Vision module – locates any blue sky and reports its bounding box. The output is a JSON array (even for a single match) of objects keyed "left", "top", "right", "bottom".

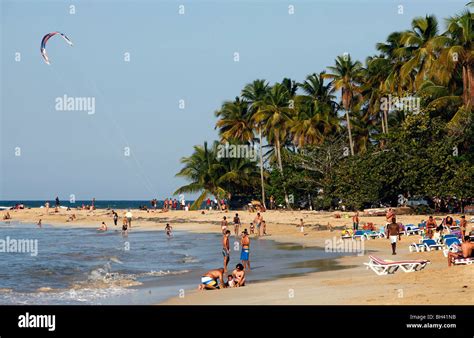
[{"left": 0, "top": 0, "right": 466, "bottom": 200}]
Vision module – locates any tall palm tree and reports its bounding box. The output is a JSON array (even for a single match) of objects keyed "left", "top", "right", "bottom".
[
  {"left": 376, "top": 32, "right": 414, "bottom": 95},
  {"left": 298, "top": 71, "right": 337, "bottom": 107},
  {"left": 400, "top": 15, "right": 449, "bottom": 90},
  {"left": 254, "top": 83, "right": 294, "bottom": 207},
  {"left": 325, "top": 54, "right": 364, "bottom": 155},
  {"left": 438, "top": 10, "right": 473, "bottom": 107},
  {"left": 241, "top": 79, "right": 270, "bottom": 208},
  {"left": 362, "top": 56, "right": 392, "bottom": 136}
]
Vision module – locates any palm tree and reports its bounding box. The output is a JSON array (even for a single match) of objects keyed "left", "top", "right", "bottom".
[
  {"left": 362, "top": 56, "right": 392, "bottom": 136},
  {"left": 241, "top": 79, "right": 270, "bottom": 208},
  {"left": 376, "top": 32, "right": 414, "bottom": 95},
  {"left": 215, "top": 97, "right": 253, "bottom": 142},
  {"left": 438, "top": 10, "right": 473, "bottom": 107},
  {"left": 298, "top": 71, "right": 337, "bottom": 107},
  {"left": 290, "top": 98, "right": 339, "bottom": 148},
  {"left": 175, "top": 141, "right": 261, "bottom": 209},
  {"left": 174, "top": 141, "right": 226, "bottom": 210},
  {"left": 254, "top": 83, "right": 294, "bottom": 207},
  {"left": 400, "top": 15, "right": 449, "bottom": 90},
  {"left": 325, "top": 54, "right": 364, "bottom": 155}
]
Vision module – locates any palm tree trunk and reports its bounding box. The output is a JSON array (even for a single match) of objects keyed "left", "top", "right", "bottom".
[
  {"left": 258, "top": 128, "right": 266, "bottom": 208},
  {"left": 466, "top": 64, "right": 473, "bottom": 107},
  {"left": 345, "top": 110, "right": 355, "bottom": 156},
  {"left": 381, "top": 111, "right": 386, "bottom": 134},
  {"left": 275, "top": 137, "right": 290, "bottom": 208},
  {"left": 462, "top": 65, "right": 468, "bottom": 106},
  {"left": 383, "top": 108, "right": 389, "bottom": 134}
]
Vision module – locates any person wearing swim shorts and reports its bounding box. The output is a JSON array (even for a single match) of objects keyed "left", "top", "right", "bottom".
[
  {"left": 254, "top": 213, "right": 263, "bottom": 237},
  {"left": 233, "top": 213, "right": 241, "bottom": 237},
  {"left": 199, "top": 268, "right": 225, "bottom": 290},
  {"left": 222, "top": 230, "right": 231, "bottom": 272},
  {"left": 386, "top": 217, "right": 401, "bottom": 255},
  {"left": 240, "top": 230, "right": 251, "bottom": 270}
]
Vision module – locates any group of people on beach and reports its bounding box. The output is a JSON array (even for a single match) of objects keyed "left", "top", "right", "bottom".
[
  {"left": 95, "top": 210, "right": 133, "bottom": 234},
  {"left": 199, "top": 212, "right": 259, "bottom": 290}
]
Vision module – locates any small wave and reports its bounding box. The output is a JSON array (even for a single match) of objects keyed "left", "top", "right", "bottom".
[
  {"left": 0, "top": 286, "right": 133, "bottom": 305},
  {"left": 137, "top": 270, "right": 190, "bottom": 278},
  {"left": 181, "top": 255, "right": 198, "bottom": 264}
]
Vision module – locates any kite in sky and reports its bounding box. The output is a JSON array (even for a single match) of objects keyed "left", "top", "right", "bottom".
[{"left": 40, "top": 32, "right": 73, "bottom": 65}]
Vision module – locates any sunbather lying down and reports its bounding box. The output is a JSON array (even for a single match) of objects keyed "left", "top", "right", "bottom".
[{"left": 448, "top": 236, "right": 474, "bottom": 267}]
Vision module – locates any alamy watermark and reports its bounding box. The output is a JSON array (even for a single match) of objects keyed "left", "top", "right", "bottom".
[
  {"left": 55, "top": 95, "right": 96, "bottom": 115},
  {"left": 0, "top": 237, "right": 38, "bottom": 256},
  {"left": 325, "top": 236, "right": 364, "bottom": 256},
  {"left": 380, "top": 94, "right": 420, "bottom": 114},
  {"left": 216, "top": 143, "right": 257, "bottom": 162}
]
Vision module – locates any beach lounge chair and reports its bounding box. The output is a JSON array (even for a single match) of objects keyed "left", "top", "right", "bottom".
[
  {"left": 444, "top": 237, "right": 461, "bottom": 248},
  {"left": 352, "top": 230, "right": 369, "bottom": 241},
  {"left": 409, "top": 242, "right": 426, "bottom": 252},
  {"left": 443, "top": 245, "right": 474, "bottom": 264},
  {"left": 367, "top": 230, "right": 384, "bottom": 239},
  {"left": 453, "top": 257, "right": 474, "bottom": 265},
  {"left": 364, "top": 255, "right": 430, "bottom": 275},
  {"left": 405, "top": 224, "right": 421, "bottom": 236},
  {"left": 408, "top": 239, "right": 442, "bottom": 252},
  {"left": 421, "top": 239, "right": 443, "bottom": 251}
]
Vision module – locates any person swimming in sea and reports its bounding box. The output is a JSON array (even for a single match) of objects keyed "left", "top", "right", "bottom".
[{"left": 165, "top": 223, "right": 173, "bottom": 238}]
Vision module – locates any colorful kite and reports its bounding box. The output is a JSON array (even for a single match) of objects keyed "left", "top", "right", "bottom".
[{"left": 40, "top": 32, "right": 73, "bottom": 65}]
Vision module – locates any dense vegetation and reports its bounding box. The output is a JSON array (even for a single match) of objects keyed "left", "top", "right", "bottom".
[{"left": 176, "top": 6, "right": 474, "bottom": 211}]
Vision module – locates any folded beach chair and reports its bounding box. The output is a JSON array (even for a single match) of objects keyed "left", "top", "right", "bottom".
[{"left": 364, "top": 255, "right": 430, "bottom": 275}]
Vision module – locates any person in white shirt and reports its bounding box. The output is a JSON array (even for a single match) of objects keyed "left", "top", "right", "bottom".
[{"left": 125, "top": 210, "right": 133, "bottom": 229}]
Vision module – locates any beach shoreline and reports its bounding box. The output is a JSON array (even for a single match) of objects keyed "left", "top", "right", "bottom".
[{"left": 2, "top": 208, "right": 473, "bottom": 305}]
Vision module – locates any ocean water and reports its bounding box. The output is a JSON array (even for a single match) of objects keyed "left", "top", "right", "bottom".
[
  {"left": 0, "top": 200, "right": 191, "bottom": 210},
  {"left": 0, "top": 222, "right": 351, "bottom": 304}
]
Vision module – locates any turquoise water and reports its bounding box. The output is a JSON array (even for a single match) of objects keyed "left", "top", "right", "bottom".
[{"left": 0, "top": 222, "right": 347, "bottom": 304}]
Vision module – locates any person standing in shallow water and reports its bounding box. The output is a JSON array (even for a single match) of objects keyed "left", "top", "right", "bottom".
[
  {"left": 112, "top": 211, "right": 118, "bottom": 226},
  {"left": 165, "top": 223, "right": 173, "bottom": 238},
  {"left": 222, "top": 230, "right": 231, "bottom": 272},
  {"left": 240, "top": 229, "right": 251, "bottom": 271},
  {"left": 125, "top": 210, "right": 133, "bottom": 229}
]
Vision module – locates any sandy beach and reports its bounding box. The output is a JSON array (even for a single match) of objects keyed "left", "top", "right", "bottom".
[{"left": 4, "top": 207, "right": 473, "bottom": 305}]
